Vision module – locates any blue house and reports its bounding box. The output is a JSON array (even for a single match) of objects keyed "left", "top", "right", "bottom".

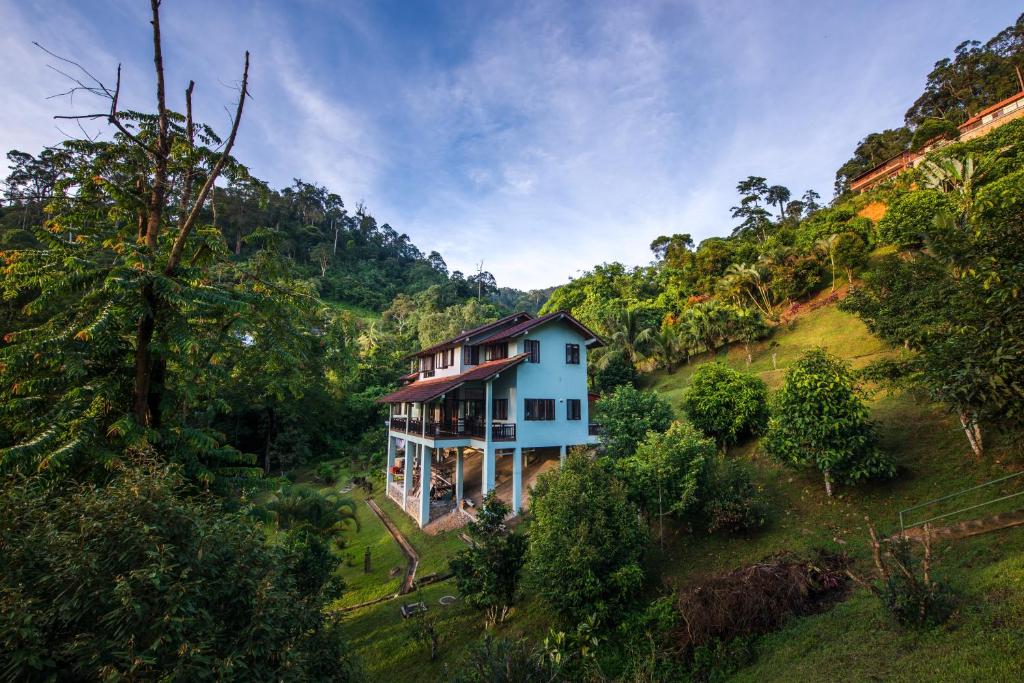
[{"left": 378, "top": 311, "right": 603, "bottom": 527}]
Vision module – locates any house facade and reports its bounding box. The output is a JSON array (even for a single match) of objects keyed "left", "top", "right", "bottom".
[{"left": 377, "top": 311, "right": 603, "bottom": 527}]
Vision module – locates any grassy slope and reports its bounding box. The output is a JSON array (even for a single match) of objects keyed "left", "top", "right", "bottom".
[
  {"left": 342, "top": 301, "right": 1024, "bottom": 681},
  {"left": 644, "top": 302, "right": 1024, "bottom": 681}
]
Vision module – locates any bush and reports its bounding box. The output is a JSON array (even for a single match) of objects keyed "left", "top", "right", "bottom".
[
  {"left": 690, "top": 636, "right": 758, "bottom": 683},
  {"left": 596, "top": 384, "right": 674, "bottom": 459},
  {"left": 876, "top": 189, "right": 953, "bottom": 248},
  {"left": 682, "top": 363, "right": 768, "bottom": 448},
  {"left": 527, "top": 452, "right": 647, "bottom": 625},
  {"left": 765, "top": 349, "right": 895, "bottom": 497},
  {"left": 316, "top": 462, "right": 338, "bottom": 484},
  {"left": 447, "top": 634, "right": 554, "bottom": 683},
  {"left": 701, "top": 457, "right": 770, "bottom": 534},
  {"left": 0, "top": 460, "right": 363, "bottom": 681},
  {"left": 591, "top": 348, "right": 637, "bottom": 393},
  {"left": 671, "top": 551, "right": 850, "bottom": 656},
  {"left": 450, "top": 492, "right": 528, "bottom": 624},
  {"left": 860, "top": 525, "right": 955, "bottom": 628}
]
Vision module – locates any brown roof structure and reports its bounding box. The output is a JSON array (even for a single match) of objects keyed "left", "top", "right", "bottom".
[
  {"left": 477, "top": 311, "right": 604, "bottom": 346},
  {"left": 377, "top": 353, "right": 530, "bottom": 404},
  {"left": 413, "top": 312, "right": 533, "bottom": 357},
  {"left": 961, "top": 89, "right": 1024, "bottom": 128}
]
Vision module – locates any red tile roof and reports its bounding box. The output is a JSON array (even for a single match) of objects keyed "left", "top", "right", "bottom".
[
  {"left": 414, "top": 312, "right": 533, "bottom": 357},
  {"left": 961, "top": 90, "right": 1024, "bottom": 128},
  {"left": 477, "top": 311, "right": 604, "bottom": 346},
  {"left": 377, "top": 353, "right": 530, "bottom": 404}
]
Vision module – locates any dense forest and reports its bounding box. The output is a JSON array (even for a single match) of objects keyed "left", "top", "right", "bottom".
[{"left": 3, "top": 5, "right": 1024, "bottom": 682}]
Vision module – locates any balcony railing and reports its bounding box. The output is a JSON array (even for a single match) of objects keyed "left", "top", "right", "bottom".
[
  {"left": 389, "top": 416, "right": 515, "bottom": 442},
  {"left": 492, "top": 423, "right": 516, "bottom": 441}
]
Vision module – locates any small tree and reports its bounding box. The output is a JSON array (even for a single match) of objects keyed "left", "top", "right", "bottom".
[
  {"left": 765, "top": 349, "right": 895, "bottom": 496},
  {"left": 449, "top": 492, "right": 527, "bottom": 624},
  {"left": 682, "top": 363, "right": 768, "bottom": 449},
  {"left": 733, "top": 307, "right": 769, "bottom": 366},
  {"left": 406, "top": 610, "right": 446, "bottom": 662},
  {"left": 617, "top": 421, "right": 716, "bottom": 545},
  {"left": 876, "top": 189, "right": 953, "bottom": 248},
  {"left": 595, "top": 385, "right": 674, "bottom": 459},
  {"left": 527, "top": 452, "right": 647, "bottom": 625},
  {"left": 832, "top": 231, "right": 869, "bottom": 284}
]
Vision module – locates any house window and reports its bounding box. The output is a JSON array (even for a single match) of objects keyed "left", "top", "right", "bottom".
[
  {"left": 492, "top": 398, "right": 508, "bottom": 420},
  {"left": 463, "top": 345, "right": 480, "bottom": 366},
  {"left": 448, "top": 348, "right": 455, "bottom": 366},
  {"left": 525, "top": 339, "right": 540, "bottom": 363},
  {"left": 525, "top": 398, "right": 555, "bottom": 421},
  {"left": 567, "top": 399, "right": 581, "bottom": 421},
  {"left": 565, "top": 343, "right": 580, "bottom": 364},
  {"left": 485, "top": 343, "right": 508, "bottom": 362}
]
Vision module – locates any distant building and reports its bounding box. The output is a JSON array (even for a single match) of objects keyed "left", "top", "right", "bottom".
[
  {"left": 377, "top": 311, "right": 603, "bottom": 527},
  {"left": 850, "top": 89, "right": 1024, "bottom": 193}
]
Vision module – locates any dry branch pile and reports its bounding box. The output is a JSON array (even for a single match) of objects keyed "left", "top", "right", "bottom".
[{"left": 672, "top": 551, "right": 850, "bottom": 654}]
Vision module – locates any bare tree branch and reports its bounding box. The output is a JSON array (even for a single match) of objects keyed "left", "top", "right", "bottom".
[{"left": 165, "top": 50, "right": 249, "bottom": 274}]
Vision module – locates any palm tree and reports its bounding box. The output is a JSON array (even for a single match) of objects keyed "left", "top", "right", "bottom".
[
  {"left": 595, "top": 307, "right": 648, "bottom": 369},
  {"left": 724, "top": 263, "right": 775, "bottom": 318},
  {"left": 814, "top": 234, "right": 841, "bottom": 292},
  {"left": 637, "top": 325, "right": 683, "bottom": 373},
  {"left": 682, "top": 302, "right": 730, "bottom": 357},
  {"left": 733, "top": 307, "right": 768, "bottom": 366},
  {"left": 264, "top": 487, "right": 360, "bottom": 538}
]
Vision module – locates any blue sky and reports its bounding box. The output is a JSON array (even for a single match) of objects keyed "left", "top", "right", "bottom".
[{"left": 1, "top": 1, "right": 1020, "bottom": 289}]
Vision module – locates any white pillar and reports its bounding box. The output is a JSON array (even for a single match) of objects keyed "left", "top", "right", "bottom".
[
  {"left": 560, "top": 444, "right": 567, "bottom": 465},
  {"left": 419, "top": 446, "right": 432, "bottom": 527},
  {"left": 403, "top": 442, "right": 414, "bottom": 508},
  {"left": 512, "top": 447, "right": 522, "bottom": 514},
  {"left": 455, "top": 447, "right": 464, "bottom": 505},
  {"left": 483, "top": 380, "right": 494, "bottom": 494},
  {"left": 385, "top": 436, "right": 396, "bottom": 489}
]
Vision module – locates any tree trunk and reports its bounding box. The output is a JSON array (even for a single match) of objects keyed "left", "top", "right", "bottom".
[
  {"left": 131, "top": 283, "right": 157, "bottom": 425},
  {"left": 823, "top": 469, "right": 834, "bottom": 497},
  {"left": 745, "top": 341, "right": 752, "bottom": 366},
  {"left": 958, "top": 409, "right": 983, "bottom": 457},
  {"left": 264, "top": 405, "right": 276, "bottom": 474}
]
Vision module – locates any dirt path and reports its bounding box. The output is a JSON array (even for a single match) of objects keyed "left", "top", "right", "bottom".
[{"left": 366, "top": 497, "right": 419, "bottom": 595}]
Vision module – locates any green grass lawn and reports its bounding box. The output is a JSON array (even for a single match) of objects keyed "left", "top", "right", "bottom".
[
  {"left": 342, "top": 303, "right": 1024, "bottom": 681},
  {"left": 333, "top": 486, "right": 408, "bottom": 608},
  {"left": 374, "top": 495, "right": 468, "bottom": 578}
]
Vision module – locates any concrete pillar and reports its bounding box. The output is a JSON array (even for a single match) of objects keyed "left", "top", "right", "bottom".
[
  {"left": 419, "top": 446, "right": 432, "bottom": 527},
  {"left": 483, "top": 380, "right": 494, "bottom": 495},
  {"left": 403, "top": 442, "right": 414, "bottom": 508},
  {"left": 483, "top": 444, "right": 496, "bottom": 495},
  {"left": 512, "top": 447, "right": 522, "bottom": 514},
  {"left": 385, "top": 435, "right": 396, "bottom": 489},
  {"left": 560, "top": 444, "right": 567, "bottom": 465},
  {"left": 455, "top": 447, "right": 464, "bottom": 505}
]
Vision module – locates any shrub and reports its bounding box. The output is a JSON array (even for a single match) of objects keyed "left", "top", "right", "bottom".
[
  {"left": 701, "top": 457, "right": 770, "bottom": 534},
  {"left": 447, "top": 634, "right": 554, "bottom": 682},
  {"left": 450, "top": 492, "right": 528, "bottom": 624},
  {"left": 591, "top": 348, "right": 637, "bottom": 393},
  {"left": 858, "top": 524, "right": 955, "bottom": 628},
  {"left": 527, "top": 452, "right": 647, "bottom": 625},
  {"left": 0, "top": 460, "right": 362, "bottom": 681},
  {"left": 876, "top": 189, "right": 953, "bottom": 248},
  {"left": 316, "top": 462, "right": 338, "bottom": 484},
  {"left": 596, "top": 384, "right": 674, "bottom": 459},
  {"left": 682, "top": 363, "right": 768, "bottom": 448},
  {"left": 690, "top": 636, "right": 758, "bottom": 683},
  {"left": 617, "top": 422, "right": 717, "bottom": 541},
  {"left": 765, "top": 349, "right": 895, "bottom": 497},
  {"left": 671, "top": 551, "right": 850, "bottom": 656}
]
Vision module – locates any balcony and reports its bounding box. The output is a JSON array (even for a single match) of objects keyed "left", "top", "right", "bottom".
[{"left": 389, "top": 416, "right": 516, "bottom": 442}]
